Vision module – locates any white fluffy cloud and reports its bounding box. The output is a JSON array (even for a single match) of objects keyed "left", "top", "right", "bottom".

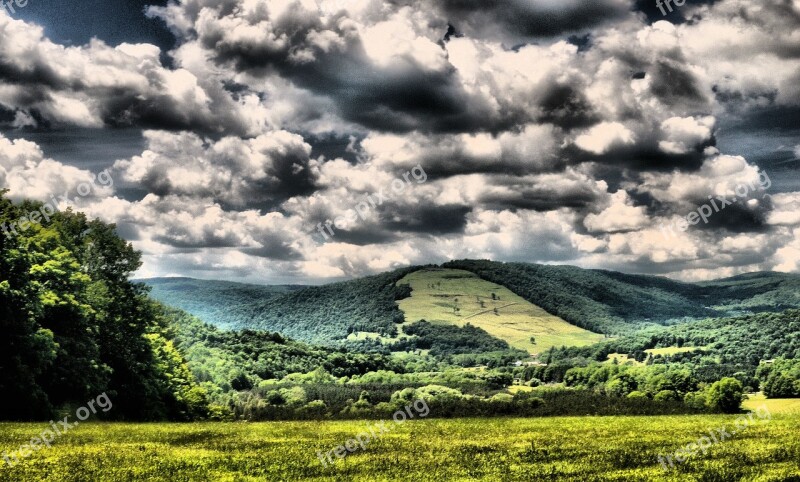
[
  {"left": 659, "top": 116, "right": 715, "bottom": 155},
  {"left": 584, "top": 191, "right": 650, "bottom": 233},
  {"left": 574, "top": 122, "right": 636, "bottom": 155},
  {"left": 2, "top": 0, "right": 800, "bottom": 283},
  {"left": 0, "top": 134, "right": 113, "bottom": 205},
  {"left": 114, "top": 130, "right": 318, "bottom": 207}
]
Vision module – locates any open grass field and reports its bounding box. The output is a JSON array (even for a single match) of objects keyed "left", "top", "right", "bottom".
[
  {"left": 395, "top": 268, "right": 605, "bottom": 355},
  {"left": 606, "top": 347, "right": 701, "bottom": 365},
  {"left": 744, "top": 393, "right": 800, "bottom": 416},
  {"left": 645, "top": 346, "right": 700, "bottom": 357},
  {"left": 2, "top": 413, "right": 798, "bottom": 481}
]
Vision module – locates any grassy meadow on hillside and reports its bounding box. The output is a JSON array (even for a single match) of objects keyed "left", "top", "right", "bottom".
[
  {"left": 1, "top": 413, "right": 799, "bottom": 481},
  {"left": 743, "top": 393, "right": 800, "bottom": 416},
  {"left": 395, "top": 268, "right": 605, "bottom": 355}
]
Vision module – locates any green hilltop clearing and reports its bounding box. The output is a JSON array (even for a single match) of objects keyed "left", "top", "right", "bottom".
[{"left": 395, "top": 268, "right": 605, "bottom": 355}]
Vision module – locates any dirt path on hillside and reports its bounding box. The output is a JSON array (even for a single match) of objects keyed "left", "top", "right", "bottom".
[{"left": 462, "top": 302, "right": 519, "bottom": 320}]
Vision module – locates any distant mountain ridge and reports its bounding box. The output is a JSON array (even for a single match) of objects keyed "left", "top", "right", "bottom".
[
  {"left": 140, "top": 261, "right": 800, "bottom": 345},
  {"left": 139, "top": 277, "right": 304, "bottom": 330}
]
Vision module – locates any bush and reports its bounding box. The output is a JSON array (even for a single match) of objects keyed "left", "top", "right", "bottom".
[
  {"left": 707, "top": 378, "right": 744, "bottom": 413},
  {"left": 654, "top": 390, "right": 680, "bottom": 402},
  {"left": 684, "top": 390, "right": 708, "bottom": 411},
  {"left": 298, "top": 400, "right": 328, "bottom": 418},
  {"left": 626, "top": 391, "right": 648, "bottom": 401}
]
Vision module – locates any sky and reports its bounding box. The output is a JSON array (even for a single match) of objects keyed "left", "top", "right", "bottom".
[{"left": 1, "top": 0, "right": 799, "bottom": 284}]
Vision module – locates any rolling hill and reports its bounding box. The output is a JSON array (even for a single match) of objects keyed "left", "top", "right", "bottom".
[
  {"left": 444, "top": 260, "right": 800, "bottom": 333},
  {"left": 140, "top": 277, "right": 302, "bottom": 330},
  {"left": 394, "top": 268, "right": 605, "bottom": 355},
  {"left": 141, "top": 261, "right": 800, "bottom": 350}
]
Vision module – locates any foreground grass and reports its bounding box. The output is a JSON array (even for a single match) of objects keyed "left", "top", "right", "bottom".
[{"left": 1, "top": 414, "right": 799, "bottom": 481}]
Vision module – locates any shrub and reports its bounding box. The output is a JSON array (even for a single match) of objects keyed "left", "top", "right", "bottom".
[
  {"left": 684, "top": 391, "right": 708, "bottom": 411},
  {"left": 626, "top": 391, "right": 648, "bottom": 401},
  {"left": 707, "top": 378, "right": 744, "bottom": 413},
  {"left": 654, "top": 390, "right": 680, "bottom": 402}
]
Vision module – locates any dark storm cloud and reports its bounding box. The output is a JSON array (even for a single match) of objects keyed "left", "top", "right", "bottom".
[
  {"left": 565, "top": 139, "right": 715, "bottom": 172},
  {"left": 632, "top": 0, "right": 723, "bottom": 24},
  {"left": 649, "top": 60, "right": 710, "bottom": 111},
  {"left": 436, "top": 0, "right": 634, "bottom": 39},
  {"left": 381, "top": 204, "right": 472, "bottom": 234},
  {"left": 317, "top": 227, "right": 401, "bottom": 246},
  {"left": 537, "top": 84, "right": 600, "bottom": 129},
  {"left": 688, "top": 196, "right": 773, "bottom": 233},
  {"left": 196, "top": 9, "right": 495, "bottom": 134},
  {"left": 478, "top": 174, "right": 605, "bottom": 212},
  {"left": 242, "top": 240, "right": 303, "bottom": 260}
]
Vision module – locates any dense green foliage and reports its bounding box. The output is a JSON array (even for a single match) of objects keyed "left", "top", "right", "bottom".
[
  {"left": 390, "top": 320, "right": 525, "bottom": 358},
  {"left": 142, "top": 278, "right": 300, "bottom": 330},
  {"left": 160, "top": 267, "right": 422, "bottom": 346},
  {"left": 0, "top": 194, "right": 206, "bottom": 421},
  {"left": 758, "top": 358, "right": 800, "bottom": 398},
  {"left": 559, "top": 361, "right": 745, "bottom": 413},
  {"left": 546, "top": 310, "right": 800, "bottom": 376},
  {"left": 164, "top": 307, "right": 403, "bottom": 411},
  {"left": 443, "top": 259, "right": 800, "bottom": 333},
  {"left": 530, "top": 310, "right": 799, "bottom": 403}
]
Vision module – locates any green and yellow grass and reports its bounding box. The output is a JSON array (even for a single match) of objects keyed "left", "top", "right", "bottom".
[
  {"left": 1, "top": 414, "right": 799, "bottom": 481},
  {"left": 606, "top": 347, "right": 701, "bottom": 365},
  {"left": 645, "top": 347, "right": 699, "bottom": 357},
  {"left": 395, "top": 269, "right": 604, "bottom": 355},
  {"left": 744, "top": 393, "right": 800, "bottom": 416}
]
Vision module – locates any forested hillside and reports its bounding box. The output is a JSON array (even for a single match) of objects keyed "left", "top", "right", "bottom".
[
  {"left": 143, "top": 260, "right": 800, "bottom": 346},
  {"left": 163, "top": 307, "right": 402, "bottom": 411},
  {"left": 543, "top": 310, "right": 800, "bottom": 384},
  {"left": 443, "top": 260, "right": 800, "bottom": 333},
  {"left": 143, "top": 278, "right": 301, "bottom": 329},
  {"left": 185, "top": 268, "right": 422, "bottom": 345},
  {"left": 698, "top": 272, "right": 800, "bottom": 313},
  {"left": 442, "top": 260, "right": 714, "bottom": 332}
]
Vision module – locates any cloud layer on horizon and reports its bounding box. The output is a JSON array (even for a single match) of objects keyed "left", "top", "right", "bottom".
[{"left": 1, "top": 0, "right": 800, "bottom": 283}]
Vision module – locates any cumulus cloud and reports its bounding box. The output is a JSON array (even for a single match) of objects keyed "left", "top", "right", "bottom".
[
  {"left": 0, "top": 12, "right": 263, "bottom": 134},
  {"left": 584, "top": 191, "right": 650, "bottom": 233},
  {"left": 1, "top": 0, "right": 799, "bottom": 283},
  {"left": 114, "top": 130, "right": 319, "bottom": 208},
  {"left": 0, "top": 134, "right": 113, "bottom": 205},
  {"left": 659, "top": 116, "right": 715, "bottom": 155},
  {"left": 574, "top": 122, "right": 636, "bottom": 155}
]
